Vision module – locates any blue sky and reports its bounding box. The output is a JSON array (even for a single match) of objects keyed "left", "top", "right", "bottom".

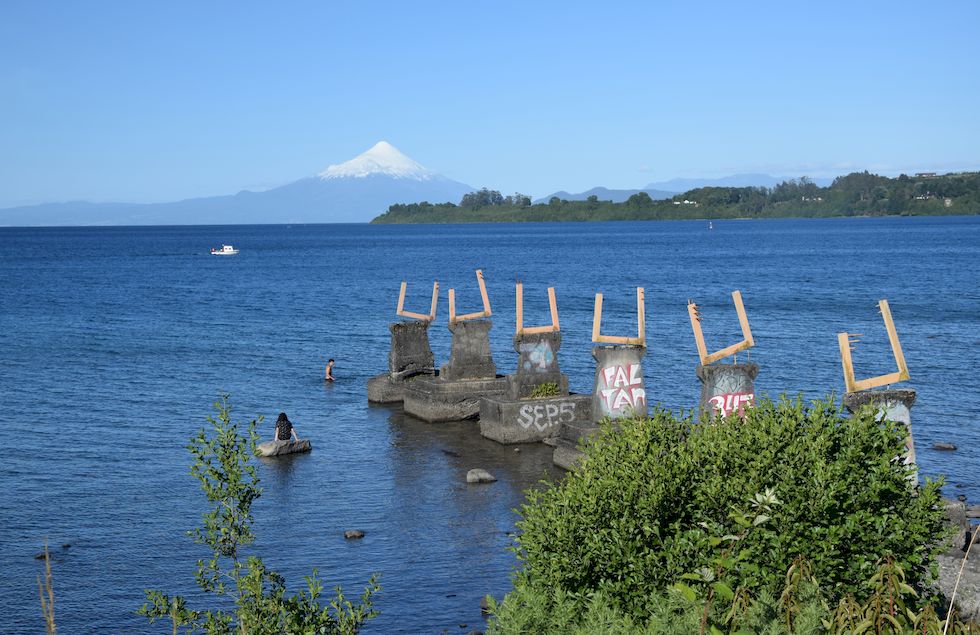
[{"left": 1, "top": 0, "right": 978, "bottom": 207}]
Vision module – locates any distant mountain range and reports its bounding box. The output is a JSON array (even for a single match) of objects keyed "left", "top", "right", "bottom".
[
  {"left": 536, "top": 174, "right": 835, "bottom": 204},
  {"left": 0, "top": 146, "right": 844, "bottom": 227},
  {"left": 0, "top": 142, "right": 474, "bottom": 226},
  {"left": 644, "top": 173, "right": 835, "bottom": 191},
  {"left": 533, "top": 186, "right": 676, "bottom": 204}
]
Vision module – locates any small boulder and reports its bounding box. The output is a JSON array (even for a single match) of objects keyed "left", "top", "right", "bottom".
[
  {"left": 480, "top": 595, "right": 492, "bottom": 614},
  {"left": 542, "top": 437, "right": 559, "bottom": 447},
  {"left": 934, "top": 442, "right": 957, "bottom": 451},
  {"left": 344, "top": 530, "right": 365, "bottom": 540},
  {"left": 467, "top": 469, "right": 497, "bottom": 484},
  {"left": 61, "top": 543, "right": 71, "bottom": 550}
]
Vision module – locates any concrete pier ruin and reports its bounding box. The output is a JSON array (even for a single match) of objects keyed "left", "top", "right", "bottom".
[
  {"left": 404, "top": 319, "right": 508, "bottom": 422},
  {"left": 687, "top": 290, "right": 758, "bottom": 422},
  {"left": 554, "top": 287, "right": 647, "bottom": 470},
  {"left": 843, "top": 389, "right": 917, "bottom": 467},
  {"left": 367, "top": 320, "right": 436, "bottom": 403},
  {"left": 696, "top": 363, "right": 759, "bottom": 421},
  {"left": 480, "top": 330, "right": 592, "bottom": 444}
]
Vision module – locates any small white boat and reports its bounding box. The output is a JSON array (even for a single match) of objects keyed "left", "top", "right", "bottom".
[
  {"left": 708, "top": 221, "right": 714, "bottom": 230},
  {"left": 210, "top": 244, "right": 239, "bottom": 256}
]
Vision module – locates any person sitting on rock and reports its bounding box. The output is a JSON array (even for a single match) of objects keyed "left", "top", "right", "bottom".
[{"left": 274, "top": 412, "right": 299, "bottom": 442}]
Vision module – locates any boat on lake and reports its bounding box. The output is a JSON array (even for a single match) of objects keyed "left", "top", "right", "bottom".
[{"left": 210, "top": 244, "right": 239, "bottom": 255}]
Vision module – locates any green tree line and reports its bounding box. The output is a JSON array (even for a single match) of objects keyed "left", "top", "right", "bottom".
[{"left": 371, "top": 171, "right": 980, "bottom": 223}]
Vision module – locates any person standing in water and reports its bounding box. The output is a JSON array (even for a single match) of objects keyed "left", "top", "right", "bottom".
[
  {"left": 325, "top": 359, "right": 335, "bottom": 381},
  {"left": 274, "top": 412, "right": 299, "bottom": 442}
]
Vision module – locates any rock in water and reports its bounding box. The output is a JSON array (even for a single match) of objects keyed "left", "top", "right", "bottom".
[
  {"left": 256, "top": 439, "right": 312, "bottom": 457},
  {"left": 467, "top": 469, "right": 497, "bottom": 484},
  {"left": 933, "top": 442, "right": 957, "bottom": 451},
  {"left": 344, "top": 530, "right": 365, "bottom": 539}
]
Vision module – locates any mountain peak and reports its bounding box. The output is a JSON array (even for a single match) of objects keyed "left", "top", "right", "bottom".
[{"left": 318, "top": 141, "right": 436, "bottom": 180}]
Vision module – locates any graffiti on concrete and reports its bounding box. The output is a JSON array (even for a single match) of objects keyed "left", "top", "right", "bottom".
[
  {"left": 519, "top": 339, "right": 555, "bottom": 373},
  {"left": 707, "top": 392, "right": 755, "bottom": 417},
  {"left": 518, "top": 401, "right": 577, "bottom": 431},
  {"left": 597, "top": 363, "right": 646, "bottom": 415}
]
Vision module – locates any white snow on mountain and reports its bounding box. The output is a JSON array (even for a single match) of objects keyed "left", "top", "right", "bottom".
[{"left": 317, "top": 141, "right": 437, "bottom": 180}]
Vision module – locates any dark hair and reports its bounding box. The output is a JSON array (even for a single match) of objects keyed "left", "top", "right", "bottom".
[
  {"left": 328, "top": 359, "right": 334, "bottom": 363},
  {"left": 277, "top": 412, "right": 289, "bottom": 423}
]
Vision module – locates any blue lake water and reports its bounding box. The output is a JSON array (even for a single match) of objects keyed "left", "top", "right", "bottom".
[{"left": 1, "top": 216, "right": 978, "bottom": 633}]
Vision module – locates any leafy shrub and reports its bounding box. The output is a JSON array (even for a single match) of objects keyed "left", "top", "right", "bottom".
[
  {"left": 528, "top": 382, "right": 560, "bottom": 399},
  {"left": 139, "top": 395, "right": 379, "bottom": 634},
  {"left": 508, "top": 396, "right": 948, "bottom": 620}
]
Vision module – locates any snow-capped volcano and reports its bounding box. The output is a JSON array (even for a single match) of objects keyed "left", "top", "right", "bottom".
[
  {"left": 0, "top": 141, "right": 474, "bottom": 225},
  {"left": 318, "top": 141, "right": 437, "bottom": 180}
]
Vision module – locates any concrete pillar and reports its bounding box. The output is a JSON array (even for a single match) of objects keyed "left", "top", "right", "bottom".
[
  {"left": 388, "top": 321, "right": 434, "bottom": 378},
  {"left": 842, "top": 389, "right": 917, "bottom": 467},
  {"left": 592, "top": 345, "right": 647, "bottom": 421},
  {"left": 507, "top": 331, "right": 569, "bottom": 399},
  {"left": 440, "top": 320, "right": 496, "bottom": 381},
  {"left": 696, "top": 363, "right": 759, "bottom": 421}
]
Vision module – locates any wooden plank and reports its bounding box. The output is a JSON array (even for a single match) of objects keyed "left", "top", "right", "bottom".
[
  {"left": 428, "top": 281, "right": 439, "bottom": 320},
  {"left": 396, "top": 280, "right": 438, "bottom": 322},
  {"left": 880, "top": 299, "right": 910, "bottom": 381},
  {"left": 448, "top": 288, "right": 457, "bottom": 323},
  {"left": 548, "top": 287, "right": 560, "bottom": 332},
  {"left": 852, "top": 371, "right": 904, "bottom": 393},
  {"left": 593, "top": 288, "right": 644, "bottom": 346},
  {"left": 838, "top": 332, "right": 857, "bottom": 393},
  {"left": 396, "top": 281, "right": 407, "bottom": 315},
  {"left": 636, "top": 287, "right": 646, "bottom": 347},
  {"left": 688, "top": 302, "right": 709, "bottom": 364},
  {"left": 592, "top": 293, "right": 603, "bottom": 342},
  {"left": 515, "top": 282, "right": 524, "bottom": 334},
  {"left": 476, "top": 269, "right": 492, "bottom": 317},
  {"left": 522, "top": 324, "right": 558, "bottom": 335},
  {"left": 733, "top": 290, "right": 754, "bottom": 347},
  {"left": 703, "top": 339, "right": 753, "bottom": 365}
]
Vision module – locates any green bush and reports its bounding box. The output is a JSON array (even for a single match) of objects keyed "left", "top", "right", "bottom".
[
  {"left": 508, "top": 397, "right": 948, "bottom": 620},
  {"left": 528, "top": 382, "right": 561, "bottom": 399},
  {"left": 139, "top": 395, "right": 379, "bottom": 634}
]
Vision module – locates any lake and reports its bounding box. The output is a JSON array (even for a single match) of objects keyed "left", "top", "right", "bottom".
[{"left": 1, "top": 216, "right": 977, "bottom": 633}]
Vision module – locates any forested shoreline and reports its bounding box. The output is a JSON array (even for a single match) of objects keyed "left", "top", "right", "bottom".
[{"left": 371, "top": 171, "right": 980, "bottom": 223}]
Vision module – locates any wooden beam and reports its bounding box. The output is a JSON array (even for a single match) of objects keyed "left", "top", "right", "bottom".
[
  {"left": 515, "top": 283, "right": 560, "bottom": 335},
  {"left": 396, "top": 280, "right": 438, "bottom": 322},
  {"left": 880, "top": 299, "right": 909, "bottom": 381},
  {"left": 449, "top": 270, "right": 492, "bottom": 324},
  {"left": 592, "top": 287, "right": 645, "bottom": 346},
  {"left": 837, "top": 299, "right": 911, "bottom": 393},
  {"left": 687, "top": 290, "right": 754, "bottom": 365}
]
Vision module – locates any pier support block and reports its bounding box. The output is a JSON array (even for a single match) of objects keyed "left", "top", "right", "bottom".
[
  {"left": 842, "top": 388, "right": 917, "bottom": 467},
  {"left": 696, "top": 363, "right": 759, "bottom": 421},
  {"left": 554, "top": 345, "right": 647, "bottom": 470},
  {"left": 403, "top": 319, "right": 506, "bottom": 422},
  {"left": 368, "top": 321, "right": 436, "bottom": 403}
]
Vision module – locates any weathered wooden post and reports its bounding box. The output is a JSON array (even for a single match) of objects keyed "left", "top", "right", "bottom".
[
  {"left": 838, "top": 299, "right": 916, "bottom": 471},
  {"left": 687, "top": 290, "right": 758, "bottom": 421},
  {"left": 367, "top": 279, "right": 438, "bottom": 403},
  {"left": 403, "top": 270, "right": 508, "bottom": 421},
  {"left": 554, "top": 287, "right": 647, "bottom": 470},
  {"left": 480, "top": 284, "right": 591, "bottom": 444}
]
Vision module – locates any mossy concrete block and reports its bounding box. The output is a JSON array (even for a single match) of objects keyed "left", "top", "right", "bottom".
[
  {"left": 479, "top": 393, "right": 592, "bottom": 444},
  {"left": 403, "top": 375, "right": 509, "bottom": 422},
  {"left": 440, "top": 320, "right": 497, "bottom": 381}
]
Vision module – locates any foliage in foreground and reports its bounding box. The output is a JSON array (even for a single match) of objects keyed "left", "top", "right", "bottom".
[
  {"left": 487, "top": 557, "right": 980, "bottom": 634},
  {"left": 491, "top": 396, "right": 955, "bottom": 632},
  {"left": 139, "top": 395, "right": 379, "bottom": 635}
]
